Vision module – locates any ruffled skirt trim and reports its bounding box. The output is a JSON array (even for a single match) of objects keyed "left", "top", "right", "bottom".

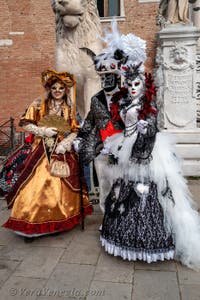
[
  {"left": 3, "top": 205, "right": 93, "bottom": 236},
  {"left": 100, "top": 236, "right": 175, "bottom": 263}
]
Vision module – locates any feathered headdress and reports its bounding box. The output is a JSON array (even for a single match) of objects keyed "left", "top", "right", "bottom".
[
  {"left": 80, "top": 20, "right": 146, "bottom": 76},
  {"left": 102, "top": 20, "right": 146, "bottom": 73}
]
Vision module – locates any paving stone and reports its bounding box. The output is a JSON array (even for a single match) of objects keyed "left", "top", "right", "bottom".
[
  {"left": 0, "top": 259, "right": 20, "bottom": 289},
  {"left": 135, "top": 260, "right": 176, "bottom": 271},
  {"left": 90, "top": 203, "right": 102, "bottom": 215},
  {"left": 0, "top": 204, "right": 9, "bottom": 224},
  {"left": 43, "top": 262, "right": 95, "bottom": 299},
  {"left": 132, "top": 270, "right": 180, "bottom": 300},
  {"left": 180, "top": 284, "right": 200, "bottom": 300},
  {"left": 0, "top": 242, "right": 30, "bottom": 261},
  {"left": 84, "top": 215, "right": 103, "bottom": 231},
  {"left": 0, "top": 199, "right": 8, "bottom": 210},
  {"left": 0, "top": 275, "right": 46, "bottom": 300},
  {"left": 13, "top": 247, "right": 65, "bottom": 279},
  {"left": 0, "top": 228, "right": 15, "bottom": 246},
  {"left": 94, "top": 251, "right": 134, "bottom": 284},
  {"left": 188, "top": 179, "right": 200, "bottom": 209},
  {"left": 86, "top": 280, "right": 132, "bottom": 300},
  {"left": 177, "top": 263, "right": 200, "bottom": 285},
  {"left": 61, "top": 231, "right": 101, "bottom": 265},
  {"left": 35, "top": 296, "right": 76, "bottom": 300}
]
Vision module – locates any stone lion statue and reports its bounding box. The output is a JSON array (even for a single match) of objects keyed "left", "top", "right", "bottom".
[{"left": 51, "top": 0, "right": 102, "bottom": 118}]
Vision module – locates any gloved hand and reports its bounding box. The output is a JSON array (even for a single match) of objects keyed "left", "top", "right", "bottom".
[
  {"left": 23, "top": 124, "right": 57, "bottom": 137},
  {"left": 43, "top": 127, "right": 57, "bottom": 137},
  {"left": 55, "top": 132, "right": 77, "bottom": 154},
  {"left": 101, "top": 146, "right": 110, "bottom": 155},
  {"left": 55, "top": 143, "right": 66, "bottom": 154},
  {"left": 73, "top": 138, "right": 82, "bottom": 153},
  {"left": 137, "top": 120, "right": 148, "bottom": 134}
]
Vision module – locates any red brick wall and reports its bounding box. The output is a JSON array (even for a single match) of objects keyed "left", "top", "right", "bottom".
[{"left": 0, "top": 0, "right": 159, "bottom": 126}]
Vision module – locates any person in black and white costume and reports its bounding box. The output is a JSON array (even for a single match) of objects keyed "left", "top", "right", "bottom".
[
  {"left": 74, "top": 49, "right": 127, "bottom": 214},
  {"left": 99, "top": 26, "right": 200, "bottom": 270}
]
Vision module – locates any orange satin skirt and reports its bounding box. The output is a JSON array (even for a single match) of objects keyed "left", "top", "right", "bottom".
[{"left": 3, "top": 151, "right": 92, "bottom": 236}]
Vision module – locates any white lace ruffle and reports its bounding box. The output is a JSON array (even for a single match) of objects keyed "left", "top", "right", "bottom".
[{"left": 100, "top": 237, "right": 175, "bottom": 263}]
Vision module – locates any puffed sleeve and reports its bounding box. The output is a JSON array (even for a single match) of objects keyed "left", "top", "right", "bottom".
[{"left": 19, "top": 98, "right": 41, "bottom": 127}]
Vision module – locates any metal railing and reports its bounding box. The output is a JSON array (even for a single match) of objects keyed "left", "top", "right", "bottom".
[{"left": 0, "top": 118, "right": 24, "bottom": 157}]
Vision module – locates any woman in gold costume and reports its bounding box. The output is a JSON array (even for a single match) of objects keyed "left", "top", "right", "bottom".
[{"left": 3, "top": 70, "right": 92, "bottom": 238}]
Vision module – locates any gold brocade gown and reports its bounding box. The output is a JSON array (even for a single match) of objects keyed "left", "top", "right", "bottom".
[{"left": 3, "top": 99, "right": 92, "bottom": 236}]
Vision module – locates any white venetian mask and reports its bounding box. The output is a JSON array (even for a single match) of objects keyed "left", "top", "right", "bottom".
[
  {"left": 50, "top": 82, "right": 66, "bottom": 101},
  {"left": 126, "top": 76, "right": 144, "bottom": 100}
]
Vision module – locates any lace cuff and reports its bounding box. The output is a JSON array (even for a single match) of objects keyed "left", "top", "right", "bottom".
[{"left": 23, "top": 124, "right": 46, "bottom": 137}]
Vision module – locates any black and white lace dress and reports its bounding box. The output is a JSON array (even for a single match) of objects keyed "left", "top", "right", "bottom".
[{"left": 100, "top": 103, "right": 200, "bottom": 269}]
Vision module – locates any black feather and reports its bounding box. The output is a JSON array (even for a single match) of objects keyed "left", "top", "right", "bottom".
[{"left": 79, "top": 47, "right": 97, "bottom": 62}]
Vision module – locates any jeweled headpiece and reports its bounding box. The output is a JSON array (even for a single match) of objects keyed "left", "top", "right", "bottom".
[{"left": 122, "top": 63, "right": 143, "bottom": 82}]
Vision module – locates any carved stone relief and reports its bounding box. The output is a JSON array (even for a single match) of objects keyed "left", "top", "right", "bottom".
[{"left": 155, "top": 42, "right": 197, "bottom": 129}]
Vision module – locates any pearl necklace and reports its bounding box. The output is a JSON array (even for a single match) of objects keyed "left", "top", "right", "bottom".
[{"left": 49, "top": 99, "right": 64, "bottom": 116}]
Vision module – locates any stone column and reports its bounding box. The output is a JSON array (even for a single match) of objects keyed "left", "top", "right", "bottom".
[{"left": 155, "top": 24, "right": 200, "bottom": 175}]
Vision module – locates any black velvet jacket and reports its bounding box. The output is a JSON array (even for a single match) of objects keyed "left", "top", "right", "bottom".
[
  {"left": 77, "top": 90, "right": 124, "bottom": 164},
  {"left": 130, "top": 115, "right": 158, "bottom": 164}
]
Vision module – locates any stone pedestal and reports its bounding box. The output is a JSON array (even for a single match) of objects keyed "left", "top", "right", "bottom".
[
  {"left": 169, "top": 129, "right": 200, "bottom": 176},
  {"left": 156, "top": 24, "right": 200, "bottom": 130},
  {"left": 155, "top": 24, "right": 200, "bottom": 175}
]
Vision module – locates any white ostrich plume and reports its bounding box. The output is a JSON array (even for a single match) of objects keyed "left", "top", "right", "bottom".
[
  {"left": 121, "top": 33, "right": 146, "bottom": 65},
  {"left": 102, "top": 20, "right": 123, "bottom": 56}
]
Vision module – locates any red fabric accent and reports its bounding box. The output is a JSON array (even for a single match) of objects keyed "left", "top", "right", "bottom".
[
  {"left": 100, "top": 121, "right": 122, "bottom": 141},
  {"left": 6, "top": 145, "right": 87, "bottom": 208},
  {"left": 6, "top": 142, "right": 44, "bottom": 208},
  {"left": 3, "top": 205, "right": 93, "bottom": 235},
  {"left": 24, "top": 133, "right": 34, "bottom": 144},
  {"left": 139, "top": 73, "right": 157, "bottom": 120},
  {"left": 109, "top": 102, "right": 121, "bottom": 122}
]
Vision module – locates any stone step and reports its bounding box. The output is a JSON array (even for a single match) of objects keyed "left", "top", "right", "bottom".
[
  {"left": 181, "top": 159, "right": 200, "bottom": 176},
  {"left": 175, "top": 144, "right": 200, "bottom": 159},
  {"left": 166, "top": 130, "right": 200, "bottom": 143}
]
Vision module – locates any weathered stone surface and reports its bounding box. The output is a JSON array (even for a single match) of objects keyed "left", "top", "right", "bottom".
[
  {"left": 84, "top": 215, "right": 103, "bottom": 231},
  {"left": 94, "top": 252, "right": 134, "bottom": 283},
  {"left": 132, "top": 270, "right": 180, "bottom": 300},
  {"left": 45, "top": 262, "right": 95, "bottom": 299},
  {"left": 86, "top": 281, "right": 132, "bottom": 300},
  {"left": 0, "top": 276, "right": 46, "bottom": 300},
  {"left": 13, "top": 247, "right": 65, "bottom": 279},
  {"left": 0, "top": 259, "right": 20, "bottom": 289},
  {"left": 61, "top": 231, "right": 101, "bottom": 265},
  {"left": 135, "top": 260, "right": 176, "bottom": 271},
  {"left": 177, "top": 263, "right": 200, "bottom": 285},
  {"left": 0, "top": 228, "right": 15, "bottom": 246},
  {"left": 180, "top": 284, "right": 200, "bottom": 300}
]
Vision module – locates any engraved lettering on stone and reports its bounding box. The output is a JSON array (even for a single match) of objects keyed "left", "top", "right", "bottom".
[
  {"left": 167, "top": 71, "right": 193, "bottom": 103},
  {"left": 197, "top": 82, "right": 200, "bottom": 99},
  {"left": 197, "top": 54, "right": 200, "bottom": 72}
]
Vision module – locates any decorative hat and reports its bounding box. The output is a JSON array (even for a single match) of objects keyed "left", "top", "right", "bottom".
[
  {"left": 94, "top": 52, "right": 126, "bottom": 75},
  {"left": 41, "top": 69, "right": 75, "bottom": 89},
  {"left": 99, "top": 20, "right": 146, "bottom": 75},
  {"left": 80, "top": 21, "right": 146, "bottom": 76}
]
